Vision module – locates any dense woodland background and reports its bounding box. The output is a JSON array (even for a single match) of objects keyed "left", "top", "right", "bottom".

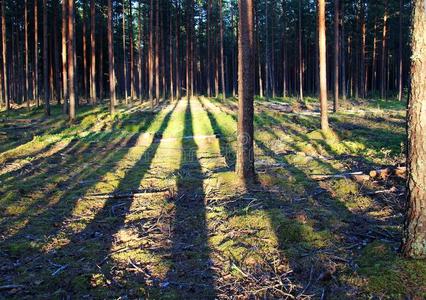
[{"left": 0, "top": 0, "right": 412, "bottom": 113}]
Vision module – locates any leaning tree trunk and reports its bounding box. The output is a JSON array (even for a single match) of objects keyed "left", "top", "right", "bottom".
[
  {"left": 402, "top": 0, "right": 426, "bottom": 259},
  {"left": 318, "top": 0, "right": 328, "bottom": 130},
  {"left": 236, "top": 0, "right": 255, "bottom": 185}
]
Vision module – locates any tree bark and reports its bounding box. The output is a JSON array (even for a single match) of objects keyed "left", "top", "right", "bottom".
[
  {"left": 129, "top": 0, "right": 135, "bottom": 100},
  {"left": 236, "top": 0, "right": 255, "bottom": 184},
  {"left": 402, "top": 0, "right": 426, "bottom": 259},
  {"left": 380, "top": 1, "right": 388, "bottom": 99},
  {"left": 298, "top": 0, "right": 303, "bottom": 101},
  {"left": 67, "top": 0, "right": 75, "bottom": 120},
  {"left": 318, "top": 0, "right": 328, "bottom": 130},
  {"left": 43, "top": 0, "right": 50, "bottom": 116},
  {"left": 108, "top": 0, "right": 116, "bottom": 113},
  {"left": 2, "top": 0, "right": 8, "bottom": 110},
  {"left": 24, "top": 0, "right": 29, "bottom": 108},
  {"left": 219, "top": 0, "right": 226, "bottom": 100},
  {"left": 122, "top": 0, "right": 128, "bottom": 103},
  {"left": 62, "top": 0, "right": 68, "bottom": 113},
  {"left": 90, "top": 0, "right": 96, "bottom": 104},
  {"left": 333, "top": 0, "right": 339, "bottom": 112},
  {"left": 398, "top": 0, "right": 403, "bottom": 101}
]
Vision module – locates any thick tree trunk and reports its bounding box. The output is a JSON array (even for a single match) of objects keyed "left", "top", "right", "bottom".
[
  {"left": 67, "top": 0, "right": 75, "bottom": 120},
  {"left": 90, "top": 0, "right": 96, "bottom": 104},
  {"left": 236, "top": 0, "right": 255, "bottom": 184},
  {"left": 318, "top": 0, "right": 328, "bottom": 130},
  {"left": 108, "top": 0, "right": 116, "bottom": 113},
  {"left": 402, "top": 0, "right": 426, "bottom": 259}
]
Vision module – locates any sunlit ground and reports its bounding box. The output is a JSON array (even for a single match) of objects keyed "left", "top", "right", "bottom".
[{"left": 1, "top": 96, "right": 425, "bottom": 299}]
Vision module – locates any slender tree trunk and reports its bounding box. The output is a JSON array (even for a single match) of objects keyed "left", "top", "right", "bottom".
[
  {"left": 122, "top": 0, "right": 128, "bottom": 103},
  {"left": 265, "top": 0, "right": 270, "bottom": 99},
  {"left": 138, "top": 0, "right": 142, "bottom": 101},
  {"left": 169, "top": 10, "right": 174, "bottom": 101},
  {"left": 298, "top": 0, "right": 303, "bottom": 101},
  {"left": 207, "top": 0, "right": 212, "bottom": 97},
  {"left": 107, "top": 0, "right": 115, "bottom": 112},
  {"left": 53, "top": 0, "right": 61, "bottom": 103},
  {"left": 34, "top": 0, "right": 39, "bottom": 107},
  {"left": 43, "top": 0, "right": 50, "bottom": 116},
  {"left": 402, "top": 0, "right": 426, "bottom": 259},
  {"left": 318, "top": 0, "right": 328, "bottom": 130},
  {"left": 82, "top": 8, "right": 88, "bottom": 100},
  {"left": 90, "top": 0, "right": 96, "bottom": 104},
  {"left": 398, "top": 0, "right": 403, "bottom": 101},
  {"left": 360, "top": 0, "right": 366, "bottom": 99},
  {"left": 129, "top": 0, "right": 135, "bottom": 100},
  {"left": 148, "top": 0, "right": 153, "bottom": 105},
  {"left": 24, "top": 0, "right": 29, "bottom": 109},
  {"left": 219, "top": 0, "right": 226, "bottom": 100},
  {"left": 62, "top": 0, "right": 68, "bottom": 113},
  {"left": 282, "top": 0, "right": 287, "bottom": 98},
  {"left": 67, "top": 0, "right": 75, "bottom": 120},
  {"left": 341, "top": 3, "right": 346, "bottom": 102},
  {"left": 333, "top": 0, "right": 339, "bottom": 112},
  {"left": 155, "top": 0, "right": 160, "bottom": 102},
  {"left": 1, "top": 0, "right": 8, "bottom": 110},
  {"left": 380, "top": 1, "right": 388, "bottom": 99},
  {"left": 236, "top": 0, "right": 255, "bottom": 184},
  {"left": 372, "top": 17, "right": 377, "bottom": 95},
  {"left": 99, "top": 20, "right": 104, "bottom": 100},
  {"left": 175, "top": 2, "right": 180, "bottom": 100}
]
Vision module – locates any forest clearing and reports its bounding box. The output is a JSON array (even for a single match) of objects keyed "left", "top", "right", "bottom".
[
  {"left": 0, "top": 0, "right": 426, "bottom": 298},
  {"left": 1, "top": 97, "right": 424, "bottom": 299}
]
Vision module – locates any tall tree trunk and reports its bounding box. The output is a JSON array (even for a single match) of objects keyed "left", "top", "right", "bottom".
[
  {"left": 53, "top": 0, "right": 61, "bottom": 103},
  {"left": 219, "top": 0, "right": 226, "bottom": 100},
  {"left": 380, "top": 1, "right": 388, "bottom": 99},
  {"left": 129, "top": 0, "right": 135, "bottom": 100},
  {"left": 99, "top": 19, "right": 104, "bottom": 100},
  {"left": 282, "top": 0, "right": 287, "bottom": 98},
  {"left": 148, "top": 0, "right": 153, "bottom": 105},
  {"left": 298, "top": 0, "right": 303, "bottom": 101},
  {"left": 236, "top": 0, "right": 255, "bottom": 184},
  {"left": 155, "top": 0, "right": 160, "bottom": 102},
  {"left": 265, "top": 0, "right": 270, "bottom": 99},
  {"left": 83, "top": 8, "right": 88, "bottom": 100},
  {"left": 90, "top": 0, "right": 96, "bottom": 104},
  {"left": 402, "top": 0, "right": 426, "bottom": 259},
  {"left": 360, "top": 0, "right": 366, "bottom": 99},
  {"left": 138, "top": 0, "right": 142, "bottom": 101},
  {"left": 108, "top": 0, "right": 116, "bottom": 113},
  {"left": 333, "top": 0, "right": 339, "bottom": 112},
  {"left": 207, "top": 0, "right": 212, "bottom": 97},
  {"left": 24, "top": 0, "right": 29, "bottom": 108},
  {"left": 371, "top": 17, "right": 377, "bottom": 94},
  {"left": 169, "top": 9, "right": 174, "bottom": 101},
  {"left": 1, "top": 0, "right": 8, "bottom": 110},
  {"left": 62, "top": 0, "right": 68, "bottom": 113},
  {"left": 34, "top": 0, "right": 39, "bottom": 106},
  {"left": 122, "top": 0, "right": 128, "bottom": 103},
  {"left": 318, "top": 0, "right": 328, "bottom": 130},
  {"left": 398, "top": 0, "right": 403, "bottom": 101},
  {"left": 43, "top": 0, "right": 50, "bottom": 116},
  {"left": 67, "top": 0, "right": 75, "bottom": 120},
  {"left": 341, "top": 2, "right": 346, "bottom": 102},
  {"left": 175, "top": 2, "right": 180, "bottom": 100}
]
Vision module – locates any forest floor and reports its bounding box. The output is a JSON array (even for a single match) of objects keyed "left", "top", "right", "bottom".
[{"left": 0, "top": 96, "right": 425, "bottom": 299}]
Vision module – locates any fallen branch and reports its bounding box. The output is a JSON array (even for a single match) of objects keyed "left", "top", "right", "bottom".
[
  {"left": 84, "top": 188, "right": 171, "bottom": 200},
  {"left": 311, "top": 172, "right": 370, "bottom": 182},
  {"left": 369, "top": 166, "right": 406, "bottom": 179}
]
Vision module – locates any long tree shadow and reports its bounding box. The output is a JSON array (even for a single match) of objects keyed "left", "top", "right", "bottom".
[
  {"left": 165, "top": 98, "right": 217, "bottom": 299},
  {"left": 0, "top": 105, "right": 175, "bottom": 297},
  {"left": 27, "top": 102, "right": 179, "bottom": 297}
]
